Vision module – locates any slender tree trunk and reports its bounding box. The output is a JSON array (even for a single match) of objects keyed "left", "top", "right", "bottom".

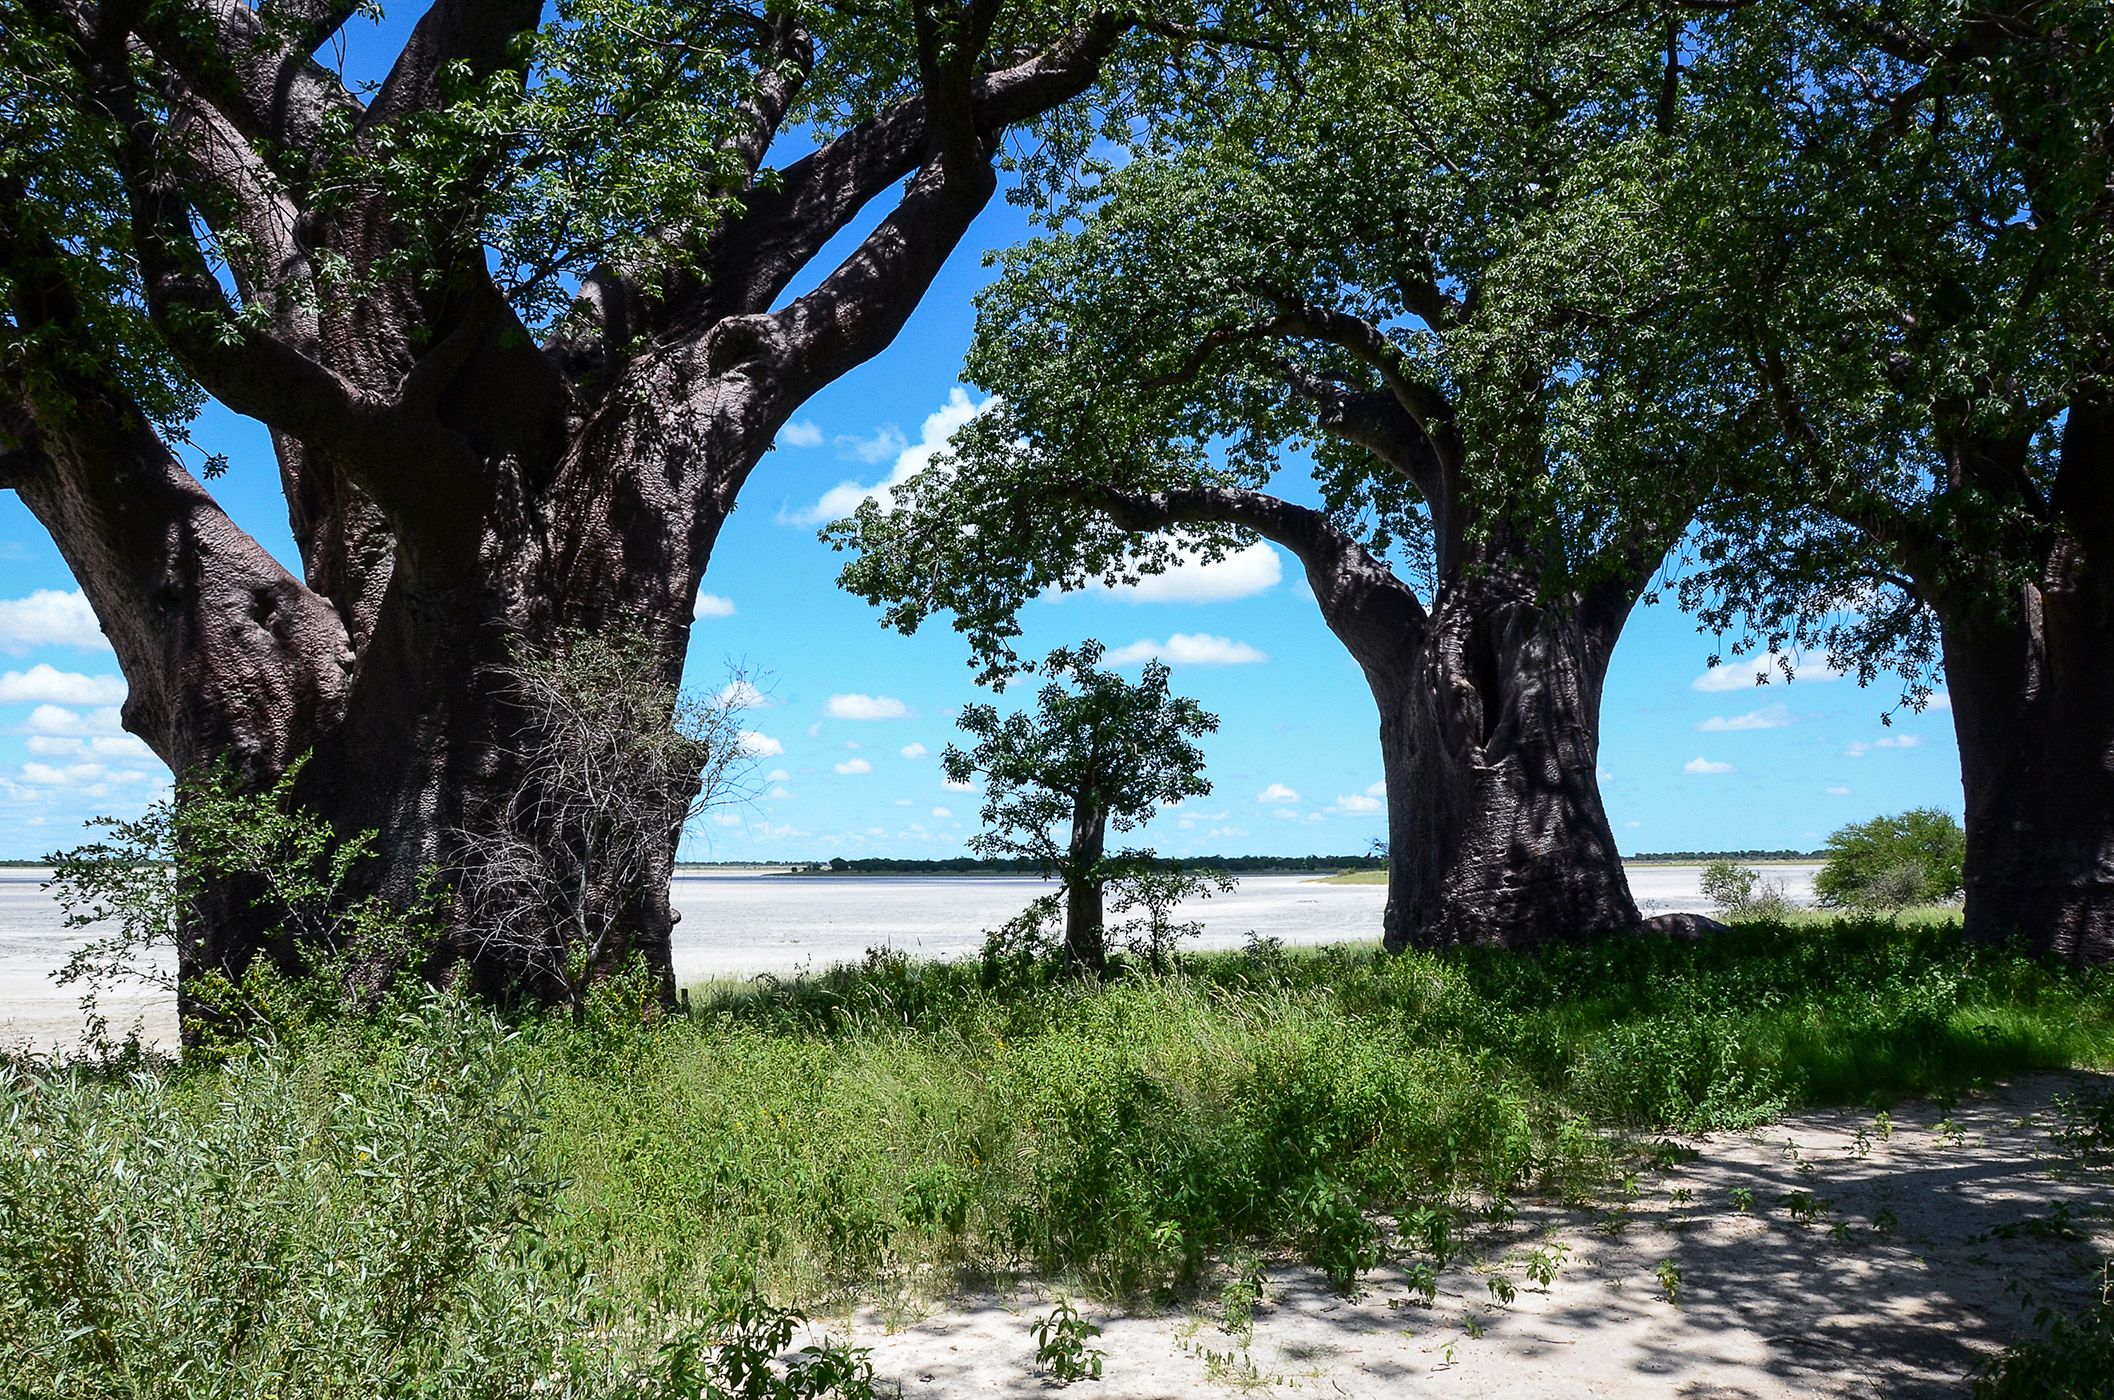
[
  {"left": 1063, "top": 798, "right": 1110, "bottom": 973},
  {"left": 1939, "top": 541, "right": 2114, "bottom": 962},
  {"left": 1356, "top": 575, "right": 1636, "bottom": 951}
]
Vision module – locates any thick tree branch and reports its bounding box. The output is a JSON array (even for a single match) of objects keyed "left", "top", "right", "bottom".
[
  {"left": 0, "top": 210, "right": 349, "bottom": 779},
  {"left": 1247, "top": 288, "right": 1459, "bottom": 451},
  {"left": 1083, "top": 480, "right": 1429, "bottom": 670},
  {"left": 362, "top": 0, "right": 543, "bottom": 128},
  {"left": 761, "top": 15, "right": 1127, "bottom": 400},
  {"left": 133, "top": 0, "right": 363, "bottom": 166}
]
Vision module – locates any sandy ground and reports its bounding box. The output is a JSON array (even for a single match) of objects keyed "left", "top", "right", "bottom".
[{"left": 813, "top": 1072, "right": 2114, "bottom": 1398}]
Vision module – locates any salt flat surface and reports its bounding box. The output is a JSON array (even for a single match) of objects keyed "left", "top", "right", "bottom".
[{"left": 0, "top": 864, "right": 1819, "bottom": 1051}]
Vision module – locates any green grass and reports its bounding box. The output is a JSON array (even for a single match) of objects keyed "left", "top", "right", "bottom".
[
  {"left": 5, "top": 914, "right": 2112, "bottom": 1395},
  {"left": 1310, "top": 869, "right": 1388, "bottom": 884}
]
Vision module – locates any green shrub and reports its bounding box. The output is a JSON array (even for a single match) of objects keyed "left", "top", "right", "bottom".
[
  {"left": 1814, "top": 808, "right": 1966, "bottom": 910},
  {"left": 0, "top": 997, "right": 873, "bottom": 1400}
]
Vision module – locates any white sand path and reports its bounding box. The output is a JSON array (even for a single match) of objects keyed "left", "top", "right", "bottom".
[{"left": 814, "top": 1072, "right": 2114, "bottom": 1399}]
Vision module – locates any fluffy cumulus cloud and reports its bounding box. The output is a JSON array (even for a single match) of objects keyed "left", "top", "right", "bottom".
[
  {"left": 22, "top": 704, "right": 126, "bottom": 738},
  {"left": 718, "top": 679, "right": 770, "bottom": 710},
  {"left": 693, "top": 592, "right": 736, "bottom": 619},
  {"left": 900, "top": 742, "right": 929, "bottom": 760},
  {"left": 777, "top": 420, "right": 824, "bottom": 448},
  {"left": 0, "top": 590, "right": 108, "bottom": 653},
  {"left": 1083, "top": 540, "right": 1283, "bottom": 604},
  {"left": 794, "top": 388, "right": 986, "bottom": 525},
  {"left": 1105, "top": 633, "right": 1266, "bottom": 667},
  {"left": 834, "top": 757, "right": 873, "bottom": 775},
  {"left": 1330, "top": 793, "right": 1383, "bottom": 815},
  {"left": 1875, "top": 734, "right": 1924, "bottom": 749},
  {"left": 0, "top": 664, "right": 126, "bottom": 705},
  {"left": 930, "top": 806, "right": 952, "bottom": 819},
  {"left": 1256, "top": 782, "right": 1300, "bottom": 804},
  {"left": 1691, "top": 650, "right": 1846, "bottom": 693},
  {"left": 1684, "top": 756, "right": 1735, "bottom": 775},
  {"left": 738, "top": 730, "right": 784, "bottom": 757},
  {"left": 1694, "top": 702, "right": 1796, "bottom": 733},
  {"left": 828, "top": 693, "right": 912, "bottom": 721}
]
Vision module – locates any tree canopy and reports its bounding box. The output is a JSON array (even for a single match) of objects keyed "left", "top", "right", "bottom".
[{"left": 829, "top": 0, "right": 1720, "bottom": 678}]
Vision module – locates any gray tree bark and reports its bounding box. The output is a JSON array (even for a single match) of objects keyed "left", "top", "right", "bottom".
[{"left": 2, "top": 0, "right": 1129, "bottom": 1015}]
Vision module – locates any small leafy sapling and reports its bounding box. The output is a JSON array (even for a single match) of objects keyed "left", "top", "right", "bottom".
[
  {"left": 1525, "top": 1243, "right": 1570, "bottom": 1291},
  {"left": 947, "top": 643, "right": 1231, "bottom": 976},
  {"left": 1032, "top": 1298, "right": 1105, "bottom": 1383}
]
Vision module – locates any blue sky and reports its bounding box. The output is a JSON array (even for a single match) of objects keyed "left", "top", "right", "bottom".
[{"left": 0, "top": 33, "right": 1967, "bottom": 863}]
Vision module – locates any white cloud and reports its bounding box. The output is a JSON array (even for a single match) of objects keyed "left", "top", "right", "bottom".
[
  {"left": 1844, "top": 740, "right": 1870, "bottom": 759},
  {"left": 1875, "top": 734, "right": 1924, "bottom": 749},
  {"left": 836, "top": 424, "right": 910, "bottom": 465},
  {"left": 765, "top": 768, "right": 790, "bottom": 783},
  {"left": 1364, "top": 781, "right": 1386, "bottom": 798},
  {"left": 778, "top": 420, "right": 824, "bottom": 449},
  {"left": 900, "top": 742, "right": 929, "bottom": 760},
  {"left": 19, "top": 760, "right": 133, "bottom": 787},
  {"left": 1694, "top": 702, "right": 1796, "bottom": 733},
  {"left": 828, "top": 693, "right": 912, "bottom": 721},
  {"left": 931, "top": 806, "right": 952, "bottom": 819},
  {"left": 693, "top": 592, "right": 736, "bottom": 619},
  {"left": 1271, "top": 807, "right": 1299, "bottom": 820},
  {"left": 22, "top": 704, "right": 125, "bottom": 738},
  {"left": 1927, "top": 691, "right": 1953, "bottom": 712},
  {"left": 1691, "top": 650, "right": 1845, "bottom": 692},
  {"left": 1105, "top": 633, "right": 1267, "bottom": 667},
  {"left": 1624, "top": 819, "right": 1643, "bottom": 829},
  {"left": 796, "top": 389, "right": 986, "bottom": 525},
  {"left": 1082, "top": 540, "right": 1283, "bottom": 604},
  {"left": 1683, "top": 756, "right": 1735, "bottom": 775},
  {"left": 738, "top": 730, "right": 784, "bottom": 757},
  {"left": 0, "top": 664, "right": 126, "bottom": 706},
  {"left": 834, "top": 757, "right": 873, "bottom": 775},
  {"left": 1330, "top": 793, "right": 1383, "bottom": 815},
  {"left": 1257, "top": 782, "right": 1300, "bottom": 804},
  {"left": 0, "top": 590, "right": 108, "bottom": 653},
  {"left": 1825, "top": 785, "right": 1852, "bottom": 796},
  {"left": 711, "top": 811, "right": 744, "bottom": 827}
]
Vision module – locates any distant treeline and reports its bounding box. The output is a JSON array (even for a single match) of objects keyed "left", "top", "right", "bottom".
[
  {"left": 789, "top": 853, "right": 1390, "bottom": 876},
  {"left": 1630, "top": 849, "right": 1821, "bottom": 863}
]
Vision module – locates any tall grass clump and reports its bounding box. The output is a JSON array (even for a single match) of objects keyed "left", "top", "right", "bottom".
[
  {"left": 529, "top": 919, "right": 2114, "bottom": 1305},
  {"left": 0, "top": 996, "right": 878, "bottom": 1399},
  {"left": 8, "top": 911, "right": 2111, "bottom": 1375}
]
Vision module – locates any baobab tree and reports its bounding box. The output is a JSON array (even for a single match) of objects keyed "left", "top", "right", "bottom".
[
  {"left": 833, "top": 2, "right": 1719, "bottom": 949},
  {"left": 0, "top": 0, "right": 1202, "bottom": 1006},
  {"left": 1673, "top": 0, "right": 2114, "bottom": 959}
]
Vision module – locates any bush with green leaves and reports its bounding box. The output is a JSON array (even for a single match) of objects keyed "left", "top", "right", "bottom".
[
  {"left": 1700, "top": 860, "right": 1793, "bottom": 922},
  {"left": 1813, "top": 809, "right": 1966, "bottom": 911},
  {"left": 50, "top": 758, "right": 439, "bottom": 1055},
  {"left": 0, "top": 997, "right": 876, "bottom": 1400}
]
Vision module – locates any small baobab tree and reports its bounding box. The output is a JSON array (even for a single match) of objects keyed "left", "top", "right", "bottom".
[{"left": 946, "top": 642, "right": 1226, "bottom": 975}]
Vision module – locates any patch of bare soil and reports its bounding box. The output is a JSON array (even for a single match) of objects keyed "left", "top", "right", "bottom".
[{"left": 817, "top": 1072, "right": 2114, "bottom": 1398}]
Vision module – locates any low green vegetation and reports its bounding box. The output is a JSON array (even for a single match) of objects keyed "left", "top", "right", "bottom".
[
  {"left": 9, "top": 913, "right": 2112, "bottom": 1400},
  {"left": 1816, "top": 808, "right": 1968, "bottom": 912}
]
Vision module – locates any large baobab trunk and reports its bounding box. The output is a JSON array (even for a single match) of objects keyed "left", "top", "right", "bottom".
[
  {"left": 1939, "top": 544, "right": 2114, "bottom": 963},
  {"left": 3, "top": 0, "right": 1131, "bottom": 1023},
  {"left": 1094, "top": 483, "right": 1645, "bottom": 951},
  {"left": 1363, "top": 572, "right": 1636, "bottom": 951}
]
